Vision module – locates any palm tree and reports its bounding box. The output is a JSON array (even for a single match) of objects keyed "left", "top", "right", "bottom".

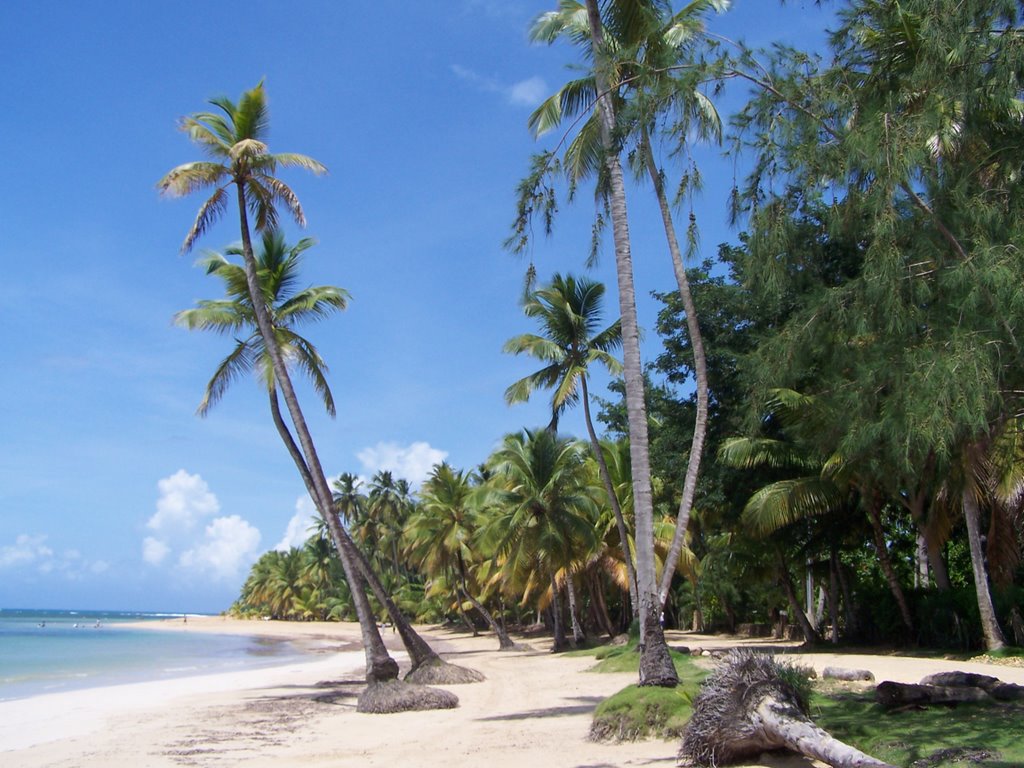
[
  {"left": 159, "top": 84, "right": 460, "bottom": 707},
  {"left": 581, "top": 0, "right": 677, "bottom": 686},
  {"left": 484, "top": 429, "right": 599, "bottom": 651},
  {"left": 408, "top": 463, "right": 516, "bottom": 649},
  {"left": 174, "top": 229, "right": 348, "bottom": 418},
  {"left": 504, "top": 273, "right": 639, "bottom": 615},
  {"left": 530, "top": 1, "right": 727, "bottom": 611}
]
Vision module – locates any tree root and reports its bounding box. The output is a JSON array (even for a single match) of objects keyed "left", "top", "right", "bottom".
[
  {"left": 356, "top": 679, "right": 459, "bottom": 713},
  {"left": 404, "top": 657, "right": 485, "bottom": 685}
]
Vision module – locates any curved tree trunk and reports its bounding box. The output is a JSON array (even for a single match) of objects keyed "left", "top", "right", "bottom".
[
  {"left": 776, "top": 549, "right": 818, "bottom": 645},
  {"left": 269, "top": 391, "right": 477, "bottom": 679},
  {"left": 584, "top": 0, "right": 677, "bottom": 688},
  {"left": 457, "top": 556, "right": 515, "bottom": 650},
  {"left": 962, "top": 489, "right": 1007, "bottom": 651},
  {"left": 238, "top": 195, "right": 397, "bottom": 685},
  {"left": 639, "top": 130, "right": 710, "bottom": 612},
  {"left": 865, "top": 497, "right": 914, "bottom": 636},
  {"left": 581, "top": 375, "right": 638, "bottom": 618}
]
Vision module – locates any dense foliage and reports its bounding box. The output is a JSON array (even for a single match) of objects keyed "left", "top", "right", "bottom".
[{"left": 230, "top": 0, "right": 1024, "bottom": 656}]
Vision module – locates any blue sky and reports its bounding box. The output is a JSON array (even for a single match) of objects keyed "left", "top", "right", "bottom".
[{"left": 1, "top": 1, "right": 834, "bottom": 613}]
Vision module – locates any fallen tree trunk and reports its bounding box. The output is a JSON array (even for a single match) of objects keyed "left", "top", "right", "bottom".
[
  {"left": 876, "top": 681, "right": 991, "bottom": 709},
  {"left": 679, "top": 651, "right": 893, "bottom": 768}
]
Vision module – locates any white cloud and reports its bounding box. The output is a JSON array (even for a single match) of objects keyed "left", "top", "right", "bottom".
[
  {"left": 178, "top": 515, "right": 261, "bottom": 582},
  {"left": 147, "top": 469, "right": 220, "bottom": 533},
  {"left": 142, "top": 536, "right": 170, "bottom": 566},
  {"left": 1, "top": 534, "right": 107, "bottom": 580},
  {"left": 0, "top": 534, "right": 52, "bottom": 568},
  {"left": 274, "top": 495, "right": 320, "bottom": 551},
  {"left": 508, "top": 76, "right": 548, "bottom": 107},
  {"left": 450, "top": 65, "right": 548, "bottom": 108},
  {"left": 356, "top": 441, "right": 448, "bottom": 488}
]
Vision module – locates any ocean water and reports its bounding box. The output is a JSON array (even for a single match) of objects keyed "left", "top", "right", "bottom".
[{"left": 0, "top": 609, "right": 308, "bottom": 702}]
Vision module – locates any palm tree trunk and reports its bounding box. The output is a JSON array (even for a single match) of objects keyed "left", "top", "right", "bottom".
[
  {"left": 584, "top": 0, "right": 677, "bottom": 688},
  {"left": 962, "top": 489, "right": 1007, "bottom": 651},
  {"left": 581, "top": 375, "right": 638, "bottom": 615},
  {"left": 588, "top": 570, "right": 617, "bottom": 638},
  {"left": 269, "top": 391, "right": 448, "bottom": 672},
  {"left": 550, "top": 573, "right": 569, "bottom": 652},
  {"left": 237, "top": 187, "right": 397, "bottom": 683},
  {"left": 776, "top": 549, "right": 818, "bottom": 645},
  {"left": 565, "top": 574, "right": 586, "bottom": 645},
  {"left": 828, "top": 548, "right": 840, "bottom": 644},
  {"left": 639, "top": 130, "right": 710, "bottom": 611},
  {"left": 865, "top": 496, "right": 914, "bottom": 636},
  {"left": 456, "top": 556, "right": 515, "bottom": 650}
]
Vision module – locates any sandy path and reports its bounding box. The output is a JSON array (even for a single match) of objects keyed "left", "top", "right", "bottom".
[{"left": 3, "top": 619, "right": 1021, "bottom": 768}]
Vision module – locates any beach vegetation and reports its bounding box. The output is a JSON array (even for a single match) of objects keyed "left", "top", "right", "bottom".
[{"left": 162, "top": 81, "right": 477, "bottom": 706}]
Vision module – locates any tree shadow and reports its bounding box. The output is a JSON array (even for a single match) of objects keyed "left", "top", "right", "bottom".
[{"left": 477, "top": 695, "right": 605, "bottom": 721}]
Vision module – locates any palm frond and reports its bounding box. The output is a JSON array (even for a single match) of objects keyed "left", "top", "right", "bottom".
[
  {"left": 741, "top": 477, "right": 845, "bottom": 538},
  {"left": 182, "top": 186, "right": 229, "bottom": 254},
  {"left": 197, "top": 340, "right": 257, "bottom": 416},
  {"left": 156, "top": 162, "right": 228, "bottom": 198}
]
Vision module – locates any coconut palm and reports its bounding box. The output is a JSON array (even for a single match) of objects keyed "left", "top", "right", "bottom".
[
  {"left": 408, "top": 463, "right": 516, "bottom": 649},
  {"left": 484, "top": 429, "right": 599, "bottom": 650},
  {"left": 530, "top": 0, "right": 726, "bottom": 611},
  {"left": 504, "top": 273, "right": 638, "bottom": 615},
  {"left": 575, "top": 0, "right": 677, "bottom": 685},
  {"left": 159, "top": 84, "right": 461, "bottom": 709},
  {"left": 174, "top": 229, "right": 348, "bottom": 418}
]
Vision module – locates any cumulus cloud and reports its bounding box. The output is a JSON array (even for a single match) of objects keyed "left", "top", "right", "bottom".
[
  {"left": 274, "top": 495, "right": 320, "bottom": 551},
  {"left": 141, "top": 470, "right": 263, "bottom": 584},
  {"left": 357, "top": 441, "right": 448, "bottom": 488},
  {"left": 178, "top": 515, "right": 261, "bottom": 582},
  {"left": 0, "top": 534, "right": 52, "bottom": 568},
  {"left": 142, "top": 536, "right": 170, "bottom": 566},
  {"left": 147, "top": 469, "right": 220, "bottom": 533},
  {"left": 450, "top": 64, "right": 547, "bottom": 108}
]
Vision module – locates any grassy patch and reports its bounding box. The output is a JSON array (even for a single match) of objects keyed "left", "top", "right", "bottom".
[
  {"left": 811, "top": 690, "right": 1024, "bottom": 767},
  {"left": 584, "top": 645, "right": 1024, "bottom": 765},
  {"left": 590, "top": 683, "right": 695, "bottom": 742}
]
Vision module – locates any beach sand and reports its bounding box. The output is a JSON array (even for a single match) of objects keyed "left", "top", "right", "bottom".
[{"left": 3, "top": 617, "right": 1022, "bottom": 767}]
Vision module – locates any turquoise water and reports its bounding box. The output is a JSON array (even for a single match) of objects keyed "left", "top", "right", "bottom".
[{"left": 0, "top": 609, "right": 307, "bottom": 701}]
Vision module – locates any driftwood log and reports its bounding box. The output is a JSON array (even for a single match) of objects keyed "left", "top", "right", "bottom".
[
  {"left": 823, "top": 667, "right": 875, "bottom": 682},
  {"left": 877, "top": 671, "right": 1024, "bottom": 709},
  {"left": 679, "top": 650, "right": 893, "bottom": 768}
]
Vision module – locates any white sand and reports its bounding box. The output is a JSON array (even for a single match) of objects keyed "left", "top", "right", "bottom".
[{"left": 2, "top": 618, "right": 1021, "bottom": 767}]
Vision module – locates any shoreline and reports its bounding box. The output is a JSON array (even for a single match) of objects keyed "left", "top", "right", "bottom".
[{"left": 4, "top": 618, "right": 1023, "bottom": 767}]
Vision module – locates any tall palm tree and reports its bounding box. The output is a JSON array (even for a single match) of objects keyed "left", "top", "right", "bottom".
[
  {"left": 408, "top": 463, "right": 516, "bottom": 649},
  {"left": 504, "top": 273, "right": 638, "bottom": 614},
  {"left": 581, "top": 0, "right": 677, "bottom": 685},
  {"left": 484, "top": 429, "right": 599, "bottom": 651},
  {"left": 159, "top": 84, "right": 460, "bottom": 705},
  {"left": 530, "top": 1, "right": 727, "bottom": 611}
]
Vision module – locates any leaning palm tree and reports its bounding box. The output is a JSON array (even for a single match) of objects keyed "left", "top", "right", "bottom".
[
  {"left": 174, "top": 230, "right": 347, "bottom": 420},
  {"left": 504, "top": 273, "right": 638, "bottom": 615},
  {"left": 159, "top": 82, "right": 458, "bottom": 711}
]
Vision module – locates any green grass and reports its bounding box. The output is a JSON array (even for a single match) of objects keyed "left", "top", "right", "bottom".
[
  {"left": 590, "top": 683, "right": 695, "bottom": 741},
  {"left": 811, "top": 690, "right": 1024, "bottom": 767},
  {"left": 582, "top": 644, "right": 1024, "bottom": 765}
]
